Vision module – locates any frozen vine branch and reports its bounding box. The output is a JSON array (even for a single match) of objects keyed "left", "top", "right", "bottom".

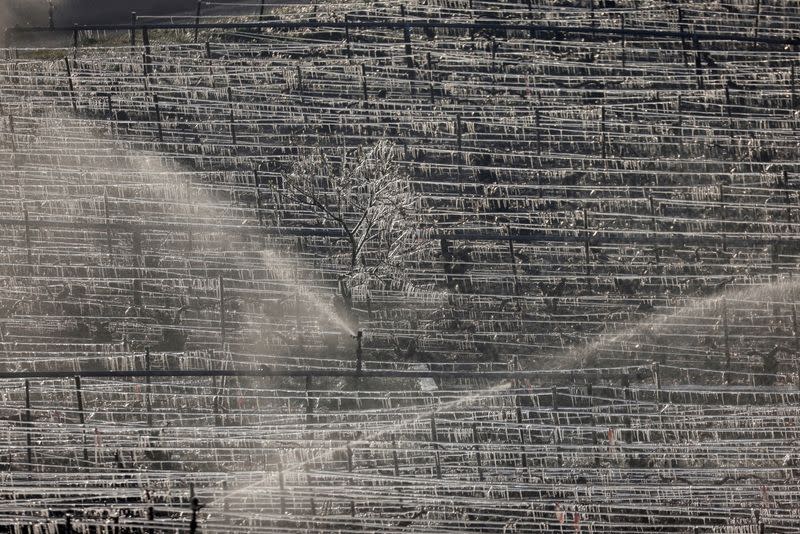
[{"left": 280, "top": 140, "right": 420, "bottom": 286}]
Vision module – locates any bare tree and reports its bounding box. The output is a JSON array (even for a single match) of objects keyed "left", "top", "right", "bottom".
[{"left": 280, "top": 140, "right": 419, "bottom": 279}]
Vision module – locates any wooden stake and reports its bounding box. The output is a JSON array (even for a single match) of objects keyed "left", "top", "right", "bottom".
[
  {"left": 130, "top": 12, "right": 137, "bottom": 48},
  {"left": 305, "top": 375, "right": 314, "bottom": 422},
  {"left": 620, "top": 13, "right": 626, "bottom": 68},
  {"left": 677, "top": 8, "right": 688, "bottom": 69},
  {"left": 218, "top": 275, "right": 226, "bottom": 347},
  {"left": 693, "top": 34, "right": 703, "bottom": 90},
  {"left": 145, "top": 348, "right": 153, "bottom": 427},
  {"left": 455, "top": 113, "right": 463, "bottom": 165},
  {"left": 24, "top": 379, "right": 32, "bottom": 471},
  {"left": 719, "top": 184, "right": 727, "bottom": 251},
  {"left": 752, "top": 0, "right": 762, "bottom": 45},
  {"left": 8, "top": 115, "right": 16, "bottom": 159},
  {"left": 211, "top": 374, "right": 221, "bottom": 426},
  {"left": 507, "top": 225, "right": 520, "bottom": 296},
  {"left": 400, "top": 5, "right": 415, "bottom": 89},
  {"left": 515, "top": 396, "right": 527, "bottom": 470},
  {"left": 254, "top": 170, "right": 263, "bottom": 225},
  {"left": 23, "top": 208, "right": 32, "bottom": 265},
  {"left": 194, "top": 1, "right": 203, "bottom": 43},
  {"left": 227, "top": 87, "right": 237, "bottom": 145},
  {"left": 360, "top": 63, "right": 368, "bottom": 101},
  {"left": 103, "top": 190, "right": 113, "bottom": 256},
  {"left": 391, "top": 436, "right": 400, "bottom": 477},
  {"left": 64, "top": 57, "right": 77, "bottom": 112},
  {"left": 278, "top": 461, "right": 286, "bottom": 514},
  {"left": 74, "top": 376, "right": 88, "bottom": 464},
  {"left": 793, "top": 305, "right": 800, "bottom": 390},
  {"left": 472, "top": 423, "right": 484, "bottom": 481},
  {"left": 722, "top": 298, "right": 731, "bottom": 376},
  {"left": 427, "top": 52, "right": 434, "bottom": 104},
  {"left": 583, "top": 210, "right": 591, "bottom": 286},
  {"left": 600, "top": 105, "right": 607, "bottom": 159},
  {"left": 344, "top": 15, "right": 351, "bottom": 58},
  {"left": 355, "top": 331, "right": 363, "bottom": 377},
  {"left": 431, "top": 414, "right": 441, "bottom": 479},
  {"left": 152, "top": 93, "right": 164, "bottom": 143}
]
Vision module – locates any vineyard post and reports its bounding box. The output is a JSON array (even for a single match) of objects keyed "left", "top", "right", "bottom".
[
  {"left": 355, "top": 331, "right": 363, "bottom": 378},
  {"left": 219, "top": 275, "right": 226, "bottom": 346},
  {"left": 72, "top": 25, "right": 79, "bottom": 53},
  {"left": 431, "top": 414, "right": 442, "bottom": 478},
  {"left": 346, "top": 443, "right": 355, "bottom": 516},
  {"left": 583, "top": 210, "right": 591, "bottom": 288},
  {"left": 278, "top": 461, "right": 286, "bottom": 514},
  {"left": 472, "top": 423, "right": 484, "bottom": 481},
  {"left": 793, "top": 305, "right": 800, "bottom": 390},
  {"left": 600, "top": 105, "right": 607, "bottom": 160},
  {"left": 194, "top": 1, "right": 203, "bottom": 43},
  {"left": 468, "top": 0, "right": 475, "bottom": 41},
  {"left": 507, "top": 225, "right": 520, "bottom": 296},
  {"left": 527, "top": 0, "right": 535, "bottom": 39},
  {"left": 719, "top": 184, "right": 727, "bottom": 251},
  {"left": 227, "top": 87, "right": 237, "bottom": 145},
  {"left": 25, "top": 379, "right": 32, "bottom": 471},
  {"left": 211, "top": 374, "right": 221, "bottom": 426},
  {"left": 783, "top": 170, "right": 792, "bottom": 223},
  {"left": 253, "top": 170, "right": 263, "bottom": 224},
  {"left": 152, "top": 92, "right": 164, "bottom": 143},
  {"left": 455, "top": 113, "right": 463, "bottom": 163},
  {"left": 552, "top": 386, "right": 563, "bottom": 467},
  {"left": 515, "top": 395, "right": 528, "bottom": 471},
  {"left": 400, "top": 6, "right": 414, "bottom": 74},
  {"left": 360, "top": 63, "right": 368, "bottom": 101},
  {"left": 677, "top": 8, "right": 688, "bottom": 68},
  {"left": 132, "top": 228, "right": 143, "bottom": 307},
  {"left": 8, "top": 115, "right": 16, "bottom": 163},
  {"left": 693, "top": 33, "right": 703, "bottom": 90},
  {"left": 392, "top": 435, "right": 400, "bottom": 477},
  {"left": 722, "top": 298, "right": 731, "bottom": 378},
  {"left": 752, "top": 0, "right": 761, "bottom": 46},
  {"left": 305, "top": 375, "right": 314, "bottom": 424},
  {"left": 64, "top": 57, "right": 77, "bottom": 112},
  {"left": 344, "top": 15, "right": 351, "bottom": 58},
  {"left": 426, "top": 52, "right": 434, "bottom": 103},
  {"left": 676, "top": 94, "right": 683, "bottom": 150},
  {"left": 74, "top": 376, "right": 88, "bottom": 464},
  {"left": 103, "top": 190, "right": 113, "bottom": 256},
  {"left": 189, "top": 494, "right": 202, "bottom": 534},
  {"left": 440, "top": 238, "right": 454, "bottom": 289},
  {"left": 588, "top": 383, "right": 598, "bottom": 466},
  {"left": 23, "top": 207, "right": 32, "bottom": 265},
  {"left": 620, "top": 13, "right": 626, "bottom": 68},
  {"left": 130, "top": 12, "right": 137, "bottom": 48},
  {"left": 145, "top": 348, "right": 153, "bottom": 427},
  {"left": 259, "top": 0, "right": 267, "bottom": 21},
  {"left": 304, "top": 464, "right": 316, "bottom": 516}
]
